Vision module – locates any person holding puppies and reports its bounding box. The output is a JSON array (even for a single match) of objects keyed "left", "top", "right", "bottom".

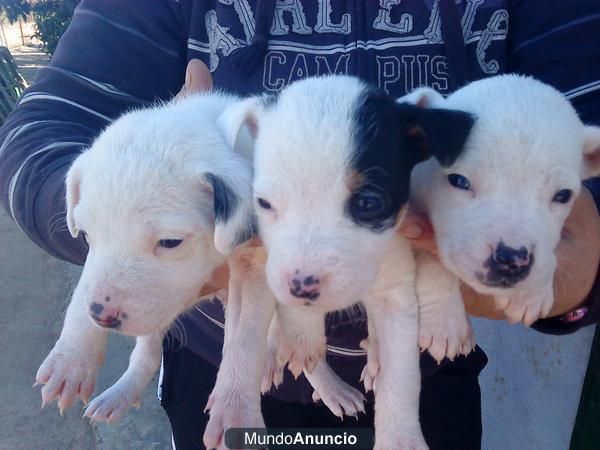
[{"left": 0, "top": 1, "right": 598, "bottom": 449}]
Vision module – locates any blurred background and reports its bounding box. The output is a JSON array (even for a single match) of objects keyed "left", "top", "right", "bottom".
[{"left": 0, "top": 2, "right": 596, "bottom": 449}]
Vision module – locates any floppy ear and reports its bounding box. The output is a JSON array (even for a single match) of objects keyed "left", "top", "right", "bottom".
[
  {"left": 582, "top": 125, "right": 600, "bottom": 179},
  {"left": 398, "top": 86, "right": 446, "bottom": 108},
  {"left": 65, "top": 152, "right": 88, "bottom": 238},
  {"left": 399, "top": 104, "right": 475, "bottom": 167},
  {"left": 204, "top": 155, "right": 256, "bottom": 255},
  {"left": 218, "top": 95, "right": 269, "bottom": 149}
]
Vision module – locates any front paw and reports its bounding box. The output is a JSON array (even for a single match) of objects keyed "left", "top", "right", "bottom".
[
  {"left": 309, "top": 366, "right": 365, "bottom": 419},
  {"left": 35, "top": 339, "right": 104, "bottom": 414},
  {"left": 261, "top": 346, "right": 285, "bottom": 394},
  {"left": 495, "top": 285, "right": 554, "bottom": 326},
  {"left": 359, "top": 338, "right": 379, "bottom": 393},
  {"left": 278, "top": 333, "right": 326, "bottom": 378},
  {"left": 83, "top": 381, "right": 141, "bottom": 423},
  {"left": 203, "top": 386, "right": 264, "bottom": 450},
  {"left": 419, "top": 301, "right": 475, "bottom": 363}
]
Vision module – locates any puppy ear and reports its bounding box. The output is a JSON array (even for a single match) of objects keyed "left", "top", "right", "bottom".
[
  {"left": 65, "top": 152, "right": 87, "bottom": 238},
  {"left": 398, "top": 86, "right": 445, "bottom": 108},
  {"left": 400, "top": 104, "right": 475, "bottom": 167},
  {"left": 582, "top": 125, "right": 600, "bottom": 179},
  {"left": 218, "top": 95, "right": 270, "bottom": 149},
  {"left": 204, "top": 155, "right": 256, "bottom": 255}
]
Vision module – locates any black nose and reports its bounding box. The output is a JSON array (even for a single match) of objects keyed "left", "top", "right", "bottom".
[
  {"left": 489, "top": 241, "right": 533, "bottom": 283},
  {"left": 289, "top": 273, "right": 320, "bottom": 301}
]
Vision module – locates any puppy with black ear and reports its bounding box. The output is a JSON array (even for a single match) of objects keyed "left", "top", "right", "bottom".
[
  {"left": 35, "top": 92, "right": 259, "bottom": 422},
  {"left": 217, "top": 75, "right": 473, "bottom": 449},
  {"left": 407, "top": 75, "right": 600, "bottom": 326}
]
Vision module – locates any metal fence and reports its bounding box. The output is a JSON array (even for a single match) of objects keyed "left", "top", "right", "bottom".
[{"left": 0, "top": 46, "right": 26, "bottom": 125}]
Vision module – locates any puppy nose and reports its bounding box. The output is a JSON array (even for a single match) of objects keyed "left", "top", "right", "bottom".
[
  {"left": 89, "top": 302, "right": 122, "bottom": 328},
  {"left": 490, "top": 241, "right": 533, "bottom": 280},
  {"left": 288, "top": 271, "right": 321, "bottom": 301}
]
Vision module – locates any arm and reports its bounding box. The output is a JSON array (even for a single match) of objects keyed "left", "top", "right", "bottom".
[{"left": 0, "top": 0, "right": 187, "bottom": 264}]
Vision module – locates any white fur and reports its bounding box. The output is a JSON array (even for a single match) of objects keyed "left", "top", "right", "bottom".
[
  {"left": 408, "top": 75, "right": 600, "bottom": 325},
  {"left": 36, "top": 92, "right": 255, "bottom": 421},
  {"left": 219, "top": 76, "right": 428, "bottom": 449}
]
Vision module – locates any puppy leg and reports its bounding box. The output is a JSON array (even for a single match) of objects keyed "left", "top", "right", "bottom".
[
  {"left": 416, "top": 250, "right": 475, "bottom": 362},
  {"left": 359, "top": 315, "right": 380, "bottom": 393},
  {"left": 261, "top": 311, "right": 285, "bottom": 393},
  {"left": 495, "top": 282, "right": 554, "bottom": 326},
  {"left": 36, "top": 289, "right": 107, "bottom": 414},
  {"left": 83, "top": 332, "right": 163, "bottom": 423},
  {"left": 276, "top": 305, "right": 326, "bottom": 378},
  {"left": 365, "top": 239, "right": 427, "bottom": 450},
  {"left": 204, "top": 248, "right": 276, "bottom": 450},
  {"left": 305, "top": 361, "right": 365, "bottom": 419},
  {"left": 365, "top": 293, "right": 427, "bottom": 450}
]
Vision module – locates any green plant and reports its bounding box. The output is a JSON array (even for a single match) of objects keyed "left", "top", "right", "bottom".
[
  {"left": 31, "top": 0, "right": 78, "bottom": 54},
  {"left": 0, "top": 0, "right": 31, "bottom": 24}
]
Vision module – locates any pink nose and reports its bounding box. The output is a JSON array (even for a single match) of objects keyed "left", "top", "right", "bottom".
[
  {"left": 288, "top": 271, "right": 321, "bottom": 301},
  {"left": 89, "top": 302, "right": 122, "bottom": 328}
]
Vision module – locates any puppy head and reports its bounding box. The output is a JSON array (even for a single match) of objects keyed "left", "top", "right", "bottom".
[
  {"left": 220, "top": 75, "right": 473, "bottom": 312},
  {"left": 408, "top": 75, "right": 600, "bottom": 295},
  {"left": 66, "top": 94, "right": 255, "bottom": 335}
]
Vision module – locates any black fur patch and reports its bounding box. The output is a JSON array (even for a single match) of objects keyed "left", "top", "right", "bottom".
[
  {"left": 347, "top": 89, "right": 474, "bottom": 231},
  {"left": 205, "top": 173, "right": 238, "bottom": 223}
]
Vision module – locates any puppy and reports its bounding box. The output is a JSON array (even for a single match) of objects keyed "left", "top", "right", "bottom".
[
  {"left": 35, "top": 92, "right": 255, "bottom": 422},
  {"left": 217, "top": 75, "right": 473, "bottom": 449},
  {"left": 407, "top": 75, "right": 600, "bottom": 325}
]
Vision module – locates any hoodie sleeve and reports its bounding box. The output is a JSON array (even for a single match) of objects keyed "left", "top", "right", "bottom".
[
  {"left": 507, "top": 0, "right": 600, "bottom": 333},
  {"left": 0, "top": 0, "right": 187, "bottom": 264}
]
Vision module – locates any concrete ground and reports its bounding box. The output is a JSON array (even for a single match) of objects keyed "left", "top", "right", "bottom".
[{"left": 1, "top": 36, "right": 171, "bottom": 450}]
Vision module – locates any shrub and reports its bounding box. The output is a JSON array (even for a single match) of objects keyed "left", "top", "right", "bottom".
[{"left": 31, "top": 0, "right": 79, "bottom": 54}]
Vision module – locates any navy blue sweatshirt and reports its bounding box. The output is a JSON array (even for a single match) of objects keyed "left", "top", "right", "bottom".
[{"left": 0, "top": 0, "right": 598, "bottom": 403}]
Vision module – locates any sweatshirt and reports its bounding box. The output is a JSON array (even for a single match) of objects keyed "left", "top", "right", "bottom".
[{"left": 0, "top": 0, "right": 598, "bottom": 403}]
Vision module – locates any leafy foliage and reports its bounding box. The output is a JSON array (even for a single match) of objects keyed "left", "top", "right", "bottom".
[
  {"left": 31, "top": 0, "right": 79, "bottom": 54},
  {"left": 0, "top": 0, "right": 31, "bottom": 24}
]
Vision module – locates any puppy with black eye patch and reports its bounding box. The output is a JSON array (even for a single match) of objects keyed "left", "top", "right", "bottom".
[
  {"left": 34, "top": 92, "right": 265, "bottom": 425},
  {"left": 217, "top": 75, "right": 474, "bottom": 450},
  {"left": 405, "top": 75, "right": 600, "bottom": 327}
]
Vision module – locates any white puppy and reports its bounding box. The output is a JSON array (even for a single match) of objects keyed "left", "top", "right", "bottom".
[
  {"left": 35, "top": 92, "right": 256, "bottom": 422},
  {"left": 407, "top": 75, "right": 600, "bottom": 325},
  {"left": 218, "top": 75, "right": 474, "bottom": 449}
]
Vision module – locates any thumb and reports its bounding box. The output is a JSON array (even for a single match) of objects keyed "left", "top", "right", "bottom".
[
  {"left": 176, "top": 59, "right": 213, "bottom": 99},
  {"left": 399, "top": 210, "right": 438, "bottom": 254}
]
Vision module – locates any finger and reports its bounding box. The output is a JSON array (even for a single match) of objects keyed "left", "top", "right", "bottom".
[
  {"left": 185, "top": 59, "right": 213, "bottom": 92},
  {"left": 398, "top": 211, "right": 438, "bottom": 253},
  {"left": 175, "top": 59, "right": 213, "bottom": 100}
]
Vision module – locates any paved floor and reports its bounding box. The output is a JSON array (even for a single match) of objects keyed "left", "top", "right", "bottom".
[{"left": 1, "top": 42, "right": 171, "bottom": 450}]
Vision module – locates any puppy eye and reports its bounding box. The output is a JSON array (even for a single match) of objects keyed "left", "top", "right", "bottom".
[
  {"left": 158, "top": 239, "right": 183, "bottom": 249},
  {"left": 447, "top": 173, "right": 471, "bottom": 190},
  {"left": 552, "top": 189, "right": 573, "bottom": 204},
  {"left": 350, "top": 191, "right": 386, "bottom": 221},
  {"left": 257, "top": 198, "right": 272, "bottom": 210}
]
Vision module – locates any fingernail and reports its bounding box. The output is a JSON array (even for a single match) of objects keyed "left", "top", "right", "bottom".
[{"left": 403, "top": 224, "right": 423, "bottom": 239}]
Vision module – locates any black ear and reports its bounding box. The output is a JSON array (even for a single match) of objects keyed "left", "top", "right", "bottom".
[{"left": 399, "top": 104, "right": 475, "bottom": 167}]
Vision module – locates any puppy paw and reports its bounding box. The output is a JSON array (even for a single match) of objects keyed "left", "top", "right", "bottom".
[
  {"left": 278, "top": 332, "right": 326, "bottom": 379},
  {"left": 261, "top": 350, "right": 284, "bottom": 394},
  {"left": 495, "top": 285, "right": 554, "bottom": 326},
  {"left": 419, "top": 301, "right": 475, "bottom": 363},
  {"left": 203, "top": 386, "right": 263, "bottom": 450},
  {"left": 83, "top": 381, "right": 141, "bottom": 423},
  {"left": 359, "top": 338, "right": 380, "bottom": 393},
  {"left": 309, "top": 365, "right": 365, "bottom": 419},
  {"left": 35, "top": 339, "right": 104, "bottom": 414}
]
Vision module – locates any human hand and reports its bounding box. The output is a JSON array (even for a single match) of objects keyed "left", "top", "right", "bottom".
[
  {"left": 174, "top": 59, "right": 213, "bottom": 100},
  {"left": 398, "top": 210, "right": 438, "bottom": 254}
]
